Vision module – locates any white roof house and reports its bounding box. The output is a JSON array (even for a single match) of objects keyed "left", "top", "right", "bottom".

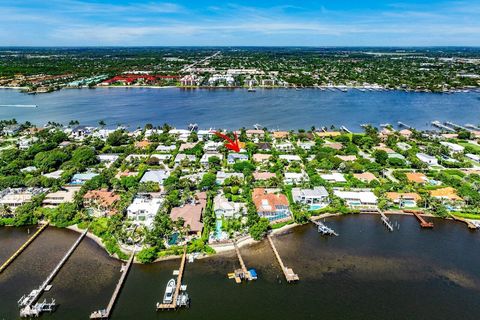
[
  {"left": 200, "top": 153, "right": 223, "bottom": 165},
  {"left": 284, "top": 172, "right": 309, "bottom": 185},
  {"left": 275, "top": 141, "right": 294, "bottom": 151},
  {"left": 297, "top": 141, "right": 315, "bottom": 150},
  {"left": 43, "top": 186, "right": 81, "bottom": 207},
  {"left": 126, "top": 193, "right": 163, "bottom": 229},
  {"left": 155, "top": 144, "right": 176, "bottom": 152},
  {"left": 279, "top": 154, "right": 302, "bottom": 162},
  {"left": 174, "top": 153, "right": 196, "bottom": 164},
  {"left": 216, "top": 172, "right": 244, "bottom": 185},
  {"left": 440, "top": 141, "right": 465, "bottom": 154},
  {"left": 321, "top": 172, "right": 347, "bottom": 183},
  {"left": 42, "top": 169, "right": 64, "bottom": 179},
  {"left": 140, "top": 170, "right": 170, "bottom": 185},
  {"left": 416, "top": 153, "right": 439, "bottom": 166},
  {"left": 466, "top": 153, "right": 480, "bottom": 162},
  {"left": 292, "top": 187, "right": 329, "bottom": 210},
  {"left": 213, "top": 194, "right": 246, "bottom": 219},
  {"left": 333, "top": 190, "right": 378, "bottom": 208}
]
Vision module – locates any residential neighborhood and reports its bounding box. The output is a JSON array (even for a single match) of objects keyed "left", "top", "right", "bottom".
[{"left": 2, "top": 119, "right": 480, "bottom": 262}]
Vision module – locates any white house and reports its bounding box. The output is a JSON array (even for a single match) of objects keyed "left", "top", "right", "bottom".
[
  {"left": 297, "top": 141, "right": 315, "bottom": 150},
  {"left": 416, "top": 153, "right": 439, "bottom": 166},
  {"left": 440, "top": 141, "right": 465, "bottom": 154},
  {"left": 279, "top": 154, "right": 302, "bottom": 162},
  {"left": 321, "top": 172, "right": 347, "bottom": 183},
  {"left": 155, "top": 144, "right": 176, "bottom": 152},
  {"left": 284, "top": 172, "right": 309, "bottom": 185},
  {"left": 333, "top": 189, "right": 378, "bottom": 209},
  {"left": 140, "top": 170, "right": 170, "bottom": 185},
  {"left": 466, "top": 153, "right": 480, "bottom": 162},
  {"left": 275, "top": 141, "right": 294, "bottom": 152},
  {"left": 213, "top": 194, "right": 246, "bottom": 219},
  {"left": 200, "top": 153, "right": 223, "bottom": 166},
  {"left": 216, "top": 172, "right": 244, "bottom": 185},
  {"left": 174, "top": 153, "right": 196, "bottom": 165},
  {"left": 126, "top": 193, "right": 163, "bottom": 229},
  {"left": 292, "top": 187, "right": 329, "bottom": 210}
]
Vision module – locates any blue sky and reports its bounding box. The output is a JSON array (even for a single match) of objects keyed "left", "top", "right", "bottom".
[{"left": 1, "top": 0, "right": 479, "bottom": 46}]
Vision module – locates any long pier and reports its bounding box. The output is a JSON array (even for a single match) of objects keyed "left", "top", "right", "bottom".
[
  {"left": 233, "top": 242, "right": 252, "bottom": 282},
  {"left": 156, "top": 246, "right": 187, "bottom": 310},
  {"left": 90, "top": 252, "right": 135, "bottom": 319},
  {"left": 310, "top": 219, "right": 338, "bottom": 236},
  {"left": 0, "top": 223, "right": 49, "bottom": 274},
  {"left": 340, "top": 125, "right": 351, "bottom": 133},
  {"left": 431, "top": 121, "right": 455, "bottom": 132},
  {"left": 379, "top": 211, "right": 394, "bottom": 231},
  {"left": 403, "top": 210, "right": 434, "bottom": 228},
  {"left": 449, "top": 214, "right": 478, "bottom": 230},
  {"left": 465, "top": 124, "right": 480, "bottom": 131},
  {"left": 267, "top": 235, "right": 299, "bottom": 283},
  {"left": 397, "top": 121, "right": 413, "bottom": 129},
  {"left": 445, "top": 121, "right": 472, "bottom": 132},
  {"left": 18, "top": 228, "right": 88, "bottom": 317}
]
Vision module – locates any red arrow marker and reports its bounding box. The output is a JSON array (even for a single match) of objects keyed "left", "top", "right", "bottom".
[{"left": 213, "top": 131, "right": 241, "bottom": 152}]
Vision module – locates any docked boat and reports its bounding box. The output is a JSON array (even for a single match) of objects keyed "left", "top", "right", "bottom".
[{"left": 162, "top": 279, "right": 176, "bottom": 304}]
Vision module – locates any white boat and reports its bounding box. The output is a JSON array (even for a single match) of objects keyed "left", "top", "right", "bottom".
[{"left": 162, "top": 279, "right": 176, "bottom": 304}]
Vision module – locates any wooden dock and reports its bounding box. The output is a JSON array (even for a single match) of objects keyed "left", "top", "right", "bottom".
[
  {"left": 267, "top": 235, "right": 298, "bottom": 283},
  {"left": 403, "top": 210, "right": 434, "bottom": 228},
  {"left": 379, "top": 210, "right": 394, "bottom": 231},
  {"left": 233, "top": 241, "right": 252, "bottom": 282},
  {"left": 156, "top": 246, "right": 187, "bottom": 310},
  {"left": 310, "top": 218, "right": 338, "bottom": 236},
  {"left": 19, "top": 228, "right": 87, "bottom": 317},
  {"left": 449, "top": 214, "right": 478, "bottom": 230},
  {"left": 90, "top": 252, "right": 135, "bottom": 319},
  {"left": 0, "top": 223, "right": 49, "bottom": 274}
]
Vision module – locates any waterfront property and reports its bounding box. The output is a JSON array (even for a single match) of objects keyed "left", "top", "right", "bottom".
[
  {"left": 170, "top": 192, "right": 207, "bottom": 236},
  {"left": 126, "top": 193, "right": 163, "bottom": 229},
  {"left": 333, "top": 189, "right": 378, "bottom": 209},
  {"left": 43, "top": 186, "right": 81, "bottom": 207},
  {"left": 213, "top": 193, "right": 246, "bottom": 219},
  {"left": 83, "top": 189, "right": 120, "bottom": 217},
  {"left": 386, "top": 192, "right": 421, "bottom": 208},
  {"left": 292, "top": 187, "right": 330, "bottom": 210},
  {"left": 252, "top": 188, "right": 291, "bottom": 222}
]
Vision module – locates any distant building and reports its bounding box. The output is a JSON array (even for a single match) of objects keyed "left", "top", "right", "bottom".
[
  {"left": 70, "top": 172, "right": 99, "bottom": 185},
  {"left": 227, "top": 153, "right": 248, "bottom": 164},
  {"left": 416, "top": 153, "right": 438, "bottom": 166}
]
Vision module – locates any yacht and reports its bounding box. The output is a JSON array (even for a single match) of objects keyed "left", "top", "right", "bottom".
[{"left": 163, "top": 279, "right": 176, "bottom": 304}]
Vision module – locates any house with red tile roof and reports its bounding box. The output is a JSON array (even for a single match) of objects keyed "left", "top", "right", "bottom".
[
  {"left": 252, "top": 188, "right": 291, "bottom": 222},
  {"left": 83, "top": 189, "right": 120, "bottom": 217}
]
